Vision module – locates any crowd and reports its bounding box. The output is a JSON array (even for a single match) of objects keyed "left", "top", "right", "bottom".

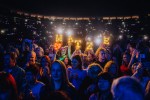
[
  {"left": 0, "top": 36, "right": 150, "bottom": 100},
  {"left": 0, "top": 13, "right": 150, "bottom": 100}
]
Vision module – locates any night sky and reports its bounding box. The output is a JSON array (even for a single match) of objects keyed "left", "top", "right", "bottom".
[{"left": 0, "top": 0, "right": 150, "bottom": 17}]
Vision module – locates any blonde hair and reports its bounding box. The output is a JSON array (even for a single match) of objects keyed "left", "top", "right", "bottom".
[
  {"left": 87, "top": 63, "right": 103, "bottom": 73},
  {"left": 104, "top": 60, "right": 117, "bottom": 72},
  {"left": 95, "top": 47, "right": 106, "bottom": 58},
  {"left": 50, "top": 60, "right": 74, "bottom": 90},
  {"left": 88, "top": 63, "right": 103, "bottom": 70}
]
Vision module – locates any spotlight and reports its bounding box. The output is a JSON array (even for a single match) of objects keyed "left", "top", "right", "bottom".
[
  {"left": 50, "top": 22, "right": 53, "bottom": 24},
  {"left": 67, "top": 30, "right": 73, "bottom": 36},
  {"left": 144, "top": 35, "right": 148, "bottom": 40},
  {"left": 85, "top": 35, "right": 93, "bottom": 41},
  {"left": 87, "top": 37, "right": 91, "bottom": 41},
  {"left": 99, "top": 34, "right": 102, "bottom": 38},
  {"left": 57, "top": 28, "right": 63, "bottom": 34},
  {"left": 119, "top": 35, "right": 123, "bottom": 39},
  {"left": 94, "top": 37, "right": 102, "bottom": 46},
  {"left": 33, "top": 31, "right": 36, "bottom": 35},
  {"left": 1, "top": 30, "right": 5, "bottom": 34},
  {"left": 25, "top": 19, "right": 28, "bottom": 22}
]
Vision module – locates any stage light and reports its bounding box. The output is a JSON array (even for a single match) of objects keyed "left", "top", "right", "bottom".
[
  {"left": 67, "top": 30, "right": 73, "bottom": 36},
  {"left": 13, "top": 27, "right": 17, "bottom": 31},
  {"left": 57, "top": 28, "right": 63, "bottom": 34},
  {"left": 49, "top": 35, "right": 53, "bottom": 38},
  {"left": 87, "top": 37, "right": 92, "bottom": 41},
  {"left": 33, "top": 31, "right": 36, "bottom": 35},
  {"left": 130, "top": 35, "right": 133, "bottom": 38},
  {"left": 62, "top": 22, "right": 66, "bottom": 25},
  {"left": 99, "top": 34, "right": 102, "bottom": 38},
  {"left": 1, "top": 30, "right": 5, "bottom": 34},
  {"left": 50, "top": 22, "right": 53, "bottom": 24},
  {"left": 144, "top": 35, "right": 148, "bottom": 40},
  {"left": 110, "top": 34, "right": 113, "bottom": 36},
  {"left": 119, "top": 35, "right": 123, "bottom": 39},
  {"left": 25, "top": 19, "right": 28, "bottom": 22},
  {"left": 85, "top": 35, "right": 93, "bottom": 42},
  {"left": 122, "top": 22, "right": 125, "bottom": 25},
  {"left": 94, "top": 37, "right": 102, "bottom": 46},
  {"left": 75, "top": 23, "right": 78, "bottom": 25}
]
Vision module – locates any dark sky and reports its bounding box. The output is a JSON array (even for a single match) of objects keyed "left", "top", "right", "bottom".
[{"left": 1, "top": 0, "right": 150, "bottom": 17}]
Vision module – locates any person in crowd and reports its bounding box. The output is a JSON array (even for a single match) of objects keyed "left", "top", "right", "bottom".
[
  {"left": 63, "top": 56, "right": 72, "bottom": 68},
  {"left": 23, "top": 51, "right": 40, "bottom": 69},
  {"left": 89, "top": 72, "right": 113, "bottom": 100},
  {"left": 95, "top": 47, "right": 108, "bottom": 68},
  {"left": 132, "top": 63, "right": 150, "bottom": 90},
  {"left": 104, "top": 60, "right": 118, "bottom": 78},
  {"left": 9, "top": 47, "right": 22, "bottom": 67},
  {"left": 48, "top": 45, "right": 57, "bottom": 63},
  {"left": 43, "top": 46, "right": 50, "bottom": 55},
  {"left": 38, "top": 55, "right": 51, "bottom": 85},
  {"left": 35, "top": 46, "right": 44, "bottom": 63},
  {"left": 136, "top": 40, "right": 150, "bottom": 62},
  {"left": 56, "top": 46, "right": 68, "bottom": 60},
  {"left": 40, "top": 60, "right": 78, "bottom": 100},
  {"left": 120, "top": 52, "right": 132, "bottom": 76},
  {"left": 20, "top": 39, "right": 33, "bottom": 65},
  {"left": 22, "top": 65, "right": 45, "bottom": 100},
  {"left": 83, "top": 49, "right": 96, "bottom": 69},
  {"left": 67, "top": 55, "right": 87, "bottom": 90},
  {"left": 111, "top": 76, "right": 144, "bottom": 100},
  {"left": 79, "top": 63, "right": 103, "bottom": 100},
  {"left": 71, "top": 49, "right": 82, "bottom": 59},
  {"left": 105, "top": 49, "right": 112, "bottom": 61},
  {"left": 131, "top": 63, "right": 139, "bottom": 74},
  {"left": 127, "top": 42, "right": 136, "bottom": 55},
  {"left": 0, "top": 72, "right": 18, "bottom": 100},
  {"left": 3, "top": 52, "right": 25, "bottom": 93},
  {"left": 9, "top": 47, "right": 20, "bottom": 60},
  {"left": 112, "top": 43, "right": 123, "bottom": 67},
  {"left": 32, "top": 43, "right": 38, "bottom": 51},
  {"left": 127, "top": 42, "right": 139, "bottom": 69},
  {"left": 22, "top": 39, "right": 33, "bottom": 52}
]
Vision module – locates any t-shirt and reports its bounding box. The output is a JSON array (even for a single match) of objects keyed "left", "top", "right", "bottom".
[{"left": 120, "top": 64, "right": 131, "bottom": 76}]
